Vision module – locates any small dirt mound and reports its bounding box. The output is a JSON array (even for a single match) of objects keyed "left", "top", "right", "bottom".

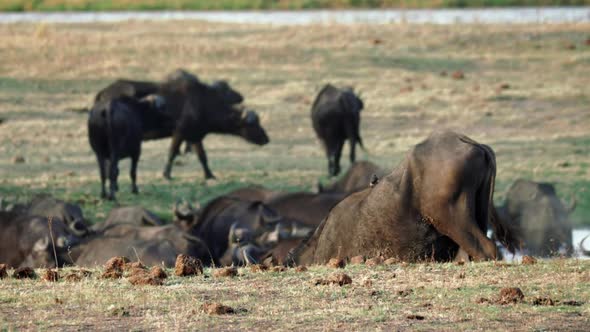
[
  {"left": 452, "top": 70, "right": 465, "bottom": 80},
  {"left": 521, "top": 256, "right": 537, "bottom": 265},
  {"left": 314, "top": 272, "right": 352, "bottom": 286},
  {"left": 497, "top": 287, "right": 525, "bottom": 305},
  {"left": 295, "top": 265, "right": 308, "bottom": 273},
  {"left": 101, "top": 270, "right": 123, "bottom": 279},
  {"left": 365, "top": 257, "right": 383, "bottom": 267},
  {"left": 531, "top": 297, "right": 555, "bottom": 306},
  {"left": 202, "top": 302, "right": 235, "bottom": 315},
  {"left": 406, "top": 314, "right": 425, "bottom": 320},
  {"left": 128, "top": 274, "right": 164, "bottom": 286},
  {"left": 384, "top": 258, "right": 399, "bottom": 265},
  {"left": 13, "top": 267, "right": 36, "bottom": 279},
  {"left": 175, "top": 254, "right": 203, "bottom": 277},
  {"left": 150, "top": 266, "right": 168, "bottom": 279},
  {"left": 213, "top": 267, "right": 238, "bottom": 278},
  {"left": 0, "top": 264, "right": 7, "bottom": 279},
  {"left": 349, "top": 255, "right": 364, "bottom": 265},
  {"left": 124, "top": 261, "right": 146, "bottom": 271},
  {"left": 42, "top": 269, "right": 59, "bottom": 282},
  {"left": 12, "top": 156, "right": 25, "bottom": 164},
  {"left": 327, "top": 258, "right": 345, "bottom": 269},
  {"left": 271, "top": 266, "right": 286, "bottom": 273},
  {"left": 104, "top": 256, "right": 129, "bottom": 272},
  {"left": 249, "top": 264, "right": 268, "bottom": 273}
]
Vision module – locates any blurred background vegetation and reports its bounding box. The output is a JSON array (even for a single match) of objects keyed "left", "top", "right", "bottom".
[{"left": 1, "top": 0, "right": 589, "bottom": 12}]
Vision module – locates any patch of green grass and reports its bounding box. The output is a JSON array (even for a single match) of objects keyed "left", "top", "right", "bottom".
[
  {"left": 0, "top": 77, "right": 110, "bottom": 95},
  {"left": 363, "top": 54, "right": 476, "bottom": 73}
]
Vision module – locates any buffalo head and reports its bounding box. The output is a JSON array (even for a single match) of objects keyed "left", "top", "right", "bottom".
[
  {"left": 21, "top": 216, "right": 80, "bottom": 268},
  {"left": 238, "top": 110, "right": 270, "bottom": 145}
]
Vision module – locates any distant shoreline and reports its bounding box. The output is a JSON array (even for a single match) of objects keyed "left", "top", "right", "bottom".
[{"left": 1, "top": 8, "right": 589, "bottom": 25}]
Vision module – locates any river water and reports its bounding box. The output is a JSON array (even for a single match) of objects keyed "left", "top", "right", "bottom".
[{"left": 0, "top": 8, "right": 589, "bottom": 25}]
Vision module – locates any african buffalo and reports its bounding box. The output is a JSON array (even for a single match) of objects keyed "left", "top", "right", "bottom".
[
  {"left": 318, "top": 160, "right": 387, "bottom": 194},
  {"left": 73, "top": 223, "right": 211, "bottom": 267},
  {"left": 20, "top": 194, "right": 91, "bottom": 237},
  {"left": 311, "top": 84, "right": 365, "bottom": 177},
  {"left": 0, "top": 211, "right": 78, "bottom": 268},
  {"left": 289, "top": 131, "right": 520, "bottom": 265},
  {"left": 94, "top": 73, "right": 269, "bottom": 180},
  {"left": 98, "top": 206, "right": 165, "bottom": 229},
  {"left": 496, "top": 179, "right": 575, "bottom": 257},
  {"left": 88, "top": 94, "right": 171, "bottom": 200},
  {"left": 266, "top": 192, "right": 346, "bottom": 227}
]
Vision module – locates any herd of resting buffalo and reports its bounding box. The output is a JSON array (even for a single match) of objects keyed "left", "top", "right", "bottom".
[{"left": 0, "top": 69, "right": 586, "bottom": 270}]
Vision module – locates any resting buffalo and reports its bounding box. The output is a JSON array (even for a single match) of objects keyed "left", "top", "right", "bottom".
[
  {"left": 289, "top": 131, "right": 520, "bottom": 265},
  {"left": 99, "top": 206, "right": 165, "bottom": 229},
  {"left": 94, "top": 73, "right": 269, "bottom": 180},
  {"left": 318, "top": 160, "right": 387, "bottom": 194},
  {"left": 88, "top": 94, "right": 171, "bottom": 200},
  {"left": 311, "top": 84, "right": 365, "bottom": 176},
  {"left": 19, "top": 194, "right": 91, "bottom": 237},
  {"left": 73, "top": 223, "right": 211, "bottom": 267},
  {"left": 496, "top": 179, "right": 575, "bottom": 257},
  {"left": 0, "top": 211, "right": 78, "bottom": 268}
]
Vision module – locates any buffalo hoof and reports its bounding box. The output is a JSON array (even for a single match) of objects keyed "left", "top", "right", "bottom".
[
  {"left": 163, "top": 172, "right": 172, "bottom": 180},
  {"left": 131, "top": 187, "right": 139, "bottom": 195},
  {"left": 205, "top": 174, "right": 216, "bottom": 180}
]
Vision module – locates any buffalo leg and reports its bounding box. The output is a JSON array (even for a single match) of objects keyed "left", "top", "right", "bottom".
[
  {"left": 108, "top": 155, "right": 119, "bottom": 201},
  {"left": 96, "top": 156, "right": 107, "bottom": 199},
  {"left": 130, "top": 152, "right": 139, "bottom": 194},
  {"left": 193, "top": 141, "right": 215, "bottom": 179},
  {"left": 163, "top": 134, "right": 183, "bottom": 180},
  {"left": 333, "top": 140, "right": 344, "bottom": 176}
]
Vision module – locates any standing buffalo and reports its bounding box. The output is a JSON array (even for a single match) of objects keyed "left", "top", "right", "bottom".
[
  {"left": 93, "top": 71, "right": 268, "bottom": 180},
  {"left": 497, "top": 179, "right": 575, "bottom": 257},
  {"left": 289, "top": 131, "right": 520, "bottom": 265},
  {"left": 318, "top": 160, "right": 387, "bottom": 194},
  {"left": 88, "top": 94, "right": 171, "bottom": 200},
  {"left": 311, "top": 84, "right": 365, "bottom": 176}
]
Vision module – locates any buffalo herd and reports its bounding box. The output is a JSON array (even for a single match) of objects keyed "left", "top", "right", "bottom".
[{"left": 0, "top": 69, "right": 583, "bottom": 269}]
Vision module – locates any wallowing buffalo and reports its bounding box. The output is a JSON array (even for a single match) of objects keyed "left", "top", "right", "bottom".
[
  {"left": 496, "top": 179, "right": 576, "bottom": 257},
  {"left": 311, "top": 84, "right": 365, "bottom": 176},
  {"left": 88, "top": 94, "right": 171, "bottom": 200},
  {"left": 318, "top": 160, "right": 387, "bottom": 194},
  {"left": 0, "top": 211, "right": 79, "bottom": 268},
  {"left": 289, "top": 131, "right": 520, "bottom": 265}
]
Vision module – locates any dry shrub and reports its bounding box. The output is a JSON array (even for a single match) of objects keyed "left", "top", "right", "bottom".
[
  {"left": 150, "top": 266, "right": 168, "bottom": 279},
  {"left": 327, "top": 258, "right": 345, "bottom": 269},
  {"left": 314, "top": 272, "right": 352, "bottom": 286},
  {"left": 202, "top": 302, "right": 235, "bottom": 315},
  {"left": 0, "top": 264, "right": 7, "bottom": 279},
  {"left": 349, "top": 255, "right": 364, "bottom": 265},
  {"left": 42, "top": 269, "right": 59, "bottom": 282},
  {"left": 521, "top": 256, "right": 537, "bottom": 265},
  {"left": 497, "top": 287, "right": 525, "bottom": 305},
  {"left": 13, "top": 267, "right": 36, "bottom": 279},
  {"left": 175, "top": 254, "right": 203, "bottom": 277},
  {"left": 213, "top": 267, "right": 238, "bottom": 278}
]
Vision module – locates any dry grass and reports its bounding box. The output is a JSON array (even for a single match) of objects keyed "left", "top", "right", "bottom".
[
  {"left": 0, "top": 21, "right": 588, "bottom": 224},
  {"left": 0, "top": 260, "right": 588, "bottom": 330}
]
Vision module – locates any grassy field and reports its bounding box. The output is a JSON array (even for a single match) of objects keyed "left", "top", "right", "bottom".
[
  {"left": 0, "top": 21, "right": 588, "bottom": 226},
  {"left": 1, "top": 0, "right": 590, "bottom": 12},
  {"left": 0, "top": 20, "right": 589, "bottom": 330},
  {"left": 0, "top": 260, "right": 589, "bottom": 330}
]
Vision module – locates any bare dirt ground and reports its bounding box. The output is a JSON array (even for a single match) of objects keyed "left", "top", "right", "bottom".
[
  {"left": 1, "top": 260, "right": 589, "bottom": 330},
  {"left": 0, "top": 20, "right": 589, "bottom": 330}
]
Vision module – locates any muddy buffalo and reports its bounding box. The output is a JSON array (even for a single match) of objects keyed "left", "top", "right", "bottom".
[
  {"left": 318, "top": 160, "right": 387, "bottom": 194},
  {"left": 311, "top": 84, "right": 365, "bottom": 177},
  {"left": 289, "top": 131, "right": 520, "bottom": 265},
  {"left": 0, "top": 211, "right": 79, "bottom": 268},
  {"left": 497, "top": 179, "right": 575, "bottom": 257}
]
